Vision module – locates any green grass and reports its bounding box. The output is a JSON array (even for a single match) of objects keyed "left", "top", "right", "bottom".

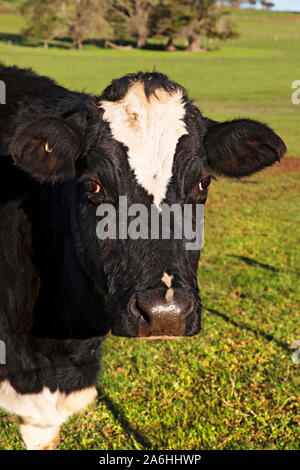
[{"left": 0, "top": 9, "right": 299, "bottom": 450}]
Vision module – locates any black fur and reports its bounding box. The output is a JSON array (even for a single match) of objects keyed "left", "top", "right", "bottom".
[
  {"left": 10, "top": 117, "right": 83, "bottom": 182},
  {"left": 204, "top": 118, "right": 287, "bottom": 177},
  {"left": 0, "top": 64, "right": 286, "bottom": 399},
  {"left": 99, "top": 71, "right": 187, "bottom": 102}
]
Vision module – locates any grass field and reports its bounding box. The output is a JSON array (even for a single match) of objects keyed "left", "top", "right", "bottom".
[{"left": 0, "top": 8, "right": 299, "bottom": 450}]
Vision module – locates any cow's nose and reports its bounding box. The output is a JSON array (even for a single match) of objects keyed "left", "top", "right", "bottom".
[{"left": 129, "top": 288, "right": 195, "bottom": 337}]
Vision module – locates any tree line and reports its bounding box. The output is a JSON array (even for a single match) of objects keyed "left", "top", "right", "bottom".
[{"left": 19, "top": 0, "right": 275, "bottom": 51}]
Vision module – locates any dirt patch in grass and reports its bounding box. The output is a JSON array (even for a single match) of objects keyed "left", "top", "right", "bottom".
[
  {"left": 228, "top": 157, "right": 300, "bottom": 185},
  {"left": 262, "top": 17, "right": 300, "bottom": 24},
  {"left": 0, "top": 8, "right": 14, "bottom": 14},
  {"left": 266, "top": 157, "right": 300, "bottom": 174}
]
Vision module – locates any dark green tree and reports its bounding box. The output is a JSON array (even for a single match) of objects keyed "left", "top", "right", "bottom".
[
  {"left": 151, "top": 0, "right": 238, "bottom": 52},
  {"left": 217, "top": 1, "right": 244, "bottom": 6},
  {"left": 21, "top": 0, "right": 112, "bottom": 50},
  {"left": 59, "top": 0, "right": 112, "bottom": 50},
  {"left": 107, "top": 0, "right": 158, "bottom": 49},
  {"left": 150, "top": 0, "right": 191, "bottom": 50},
  {"left": 21, "top": 0, "right": 66, "bottom": 48},
  {"left": 186, "top": 1, "right": 238, "bottom": 51},
  {"left": 261, "top": 0, "right": 274, "bottom": 8},
  {"left": 245, "top": 0, "right": 275, "bottom": 8}
]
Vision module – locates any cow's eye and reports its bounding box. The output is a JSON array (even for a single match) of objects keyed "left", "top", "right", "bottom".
[
  {"left": 199, "top": 177, "right": 211, "bottom": 191},
  {"left": 84, "top": 180, "right": 101, "bottom": 193}
]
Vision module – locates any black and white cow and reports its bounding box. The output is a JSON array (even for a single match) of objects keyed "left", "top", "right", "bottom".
[{"left": 0, "top": 65, "right": 286, "bottom": 450}]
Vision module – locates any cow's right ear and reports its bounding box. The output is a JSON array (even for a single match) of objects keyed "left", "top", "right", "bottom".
[
  {"left": 9, "top": 116, "right": 83, "bottom": 183},
  {"left": 203, "top": 118, "right": 286, "bottom": 178}
]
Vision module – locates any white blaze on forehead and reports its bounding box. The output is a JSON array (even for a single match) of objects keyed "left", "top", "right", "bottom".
[
  {"left": 161, "top": 271, "right": 174, "bottom": 302},
  {"left": 100, "top": 82, "right": 187, "bottom": 207},
  {"left": 161, "top": 271, "right": 173, "bottom": 288}
]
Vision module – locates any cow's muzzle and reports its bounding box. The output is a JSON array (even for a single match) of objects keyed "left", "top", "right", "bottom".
[{"left": 113, "top": 288, "right": 200, "bottom": 338}]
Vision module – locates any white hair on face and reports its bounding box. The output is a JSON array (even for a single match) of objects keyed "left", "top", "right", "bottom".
[
  {"left": 161, "top": 271, "right": 174, "bottom": 301},
  {"left": 100, "top": 82, "right": 187, "bottom": 207}
]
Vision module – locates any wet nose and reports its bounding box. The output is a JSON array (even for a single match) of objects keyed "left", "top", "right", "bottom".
[{"left": 129, "top": 288, "right": 195, "bottom": 337}]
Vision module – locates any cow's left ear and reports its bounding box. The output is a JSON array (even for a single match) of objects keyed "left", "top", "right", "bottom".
[
  {"left": 204, "top": 118, "right": 287, "bottom": 177},
  {"left": 9, "top": 116, "right": 84, "bottom": 183}
]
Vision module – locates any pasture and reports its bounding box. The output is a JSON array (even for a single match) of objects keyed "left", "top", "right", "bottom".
[{"left": 0, "top": 8, "right": 299, "bottom": 450}]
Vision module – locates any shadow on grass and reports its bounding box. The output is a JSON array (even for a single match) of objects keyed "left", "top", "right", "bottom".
[
  {"left": 97, "top": 387, "right": 152, "bottom": 449},
  {"left": 227, "top": 180, "right": 260, "bottom": 184},
  {"left": 203, "top": 305, "right": 290, "bottom": 352},
  {"left": 230, "top": 255, "right": 280, "bottom": 272},
  {"left": 0, "top": 33, "right": 26, "bottom": 45},
  {"left": 0, "top": 34, "right": 199, "bottom": 52},
  {"left": 0, "top": 33, "right": 75, "bottom": 49},
  {"left": 229, "top": 254, "right": 300, "bottom": 276}
]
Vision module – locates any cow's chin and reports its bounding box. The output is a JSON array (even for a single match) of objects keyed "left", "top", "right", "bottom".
[
  {"left": 111, "top": 333, "right": 186, "bottom": 340},
  {"left": 110, "top": 328, "right": 201, "bottom": 339},
  {"left": 110, "top": 318, "right": 201, "bottom": 339},
  {"left": 110, "top": 326, "right": 189, "bottom": 339},
  {"left": 135, "top": 335, "right": 184, "bottom": 340}
]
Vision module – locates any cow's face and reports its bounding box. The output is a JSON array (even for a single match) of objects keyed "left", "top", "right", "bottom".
[{"left": 10, "top": 72, "right": 286, "bottom": 338}]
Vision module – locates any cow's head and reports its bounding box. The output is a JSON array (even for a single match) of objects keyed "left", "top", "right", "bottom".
[{"left": 10, "top": 72, "right": 286, "bottom": 338}]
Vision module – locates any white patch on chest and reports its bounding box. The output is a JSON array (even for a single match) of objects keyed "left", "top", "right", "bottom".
[
  {"left": 100, "top": 82, "right": 187, "bottom": 207},
  {"left": 0, "top": 380, "right": 97, "bottom": 427},
  {"left": 0, "top": 380, "right": 97, "bottom": 449}
]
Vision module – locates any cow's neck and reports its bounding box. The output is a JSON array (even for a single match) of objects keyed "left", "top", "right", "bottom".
[{"left": 30, "top": 184, "right": 108, "bottom": 340}]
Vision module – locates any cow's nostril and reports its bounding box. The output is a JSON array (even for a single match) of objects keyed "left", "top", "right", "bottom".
[
  {"left": 129, "top": 289, "right": 196, "bottom": 337},
  {"left": 128, "top": 295, "right": 151, "bottom": 324}
]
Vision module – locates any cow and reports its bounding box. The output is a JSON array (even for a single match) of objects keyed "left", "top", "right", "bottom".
[{"left": 0, "top": 64, "right": 286, "bottom": 450}]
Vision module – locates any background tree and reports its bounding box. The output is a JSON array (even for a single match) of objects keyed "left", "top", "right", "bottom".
[
  {"left": 20, "top": 0, "right": 241, "bottom": 51},
  {"left": 151, "top": 0, "right": 238, "bottom": 52},
  {"left": 150, "top": 0, "right": 191, "bottom": 50},
  {"left": 21, "top": 0, "right": 112, "bottom": 50},
  {"left": 260, "top": 0, "right": 274, "bottom": 9},
  {"left": 245, "top": 0, "right": 275, "bottom": 7},
  {"left": 217, "top": 0, "right": 244, "bottom": 6},
  {"left": 21, "top": 0, "right": 66, "bottom": 48},
  {"left": 107, "top": 0, "right": 157, "bottom": 49},
  {"left": 182, "top": 0, "right": 238, "bottom": 52},
  {"left": 59, "top": 0, "right": 112, "bottom": 50},
  {"left": 231, "top": 0, "right": 244, "bottom": 6}
]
